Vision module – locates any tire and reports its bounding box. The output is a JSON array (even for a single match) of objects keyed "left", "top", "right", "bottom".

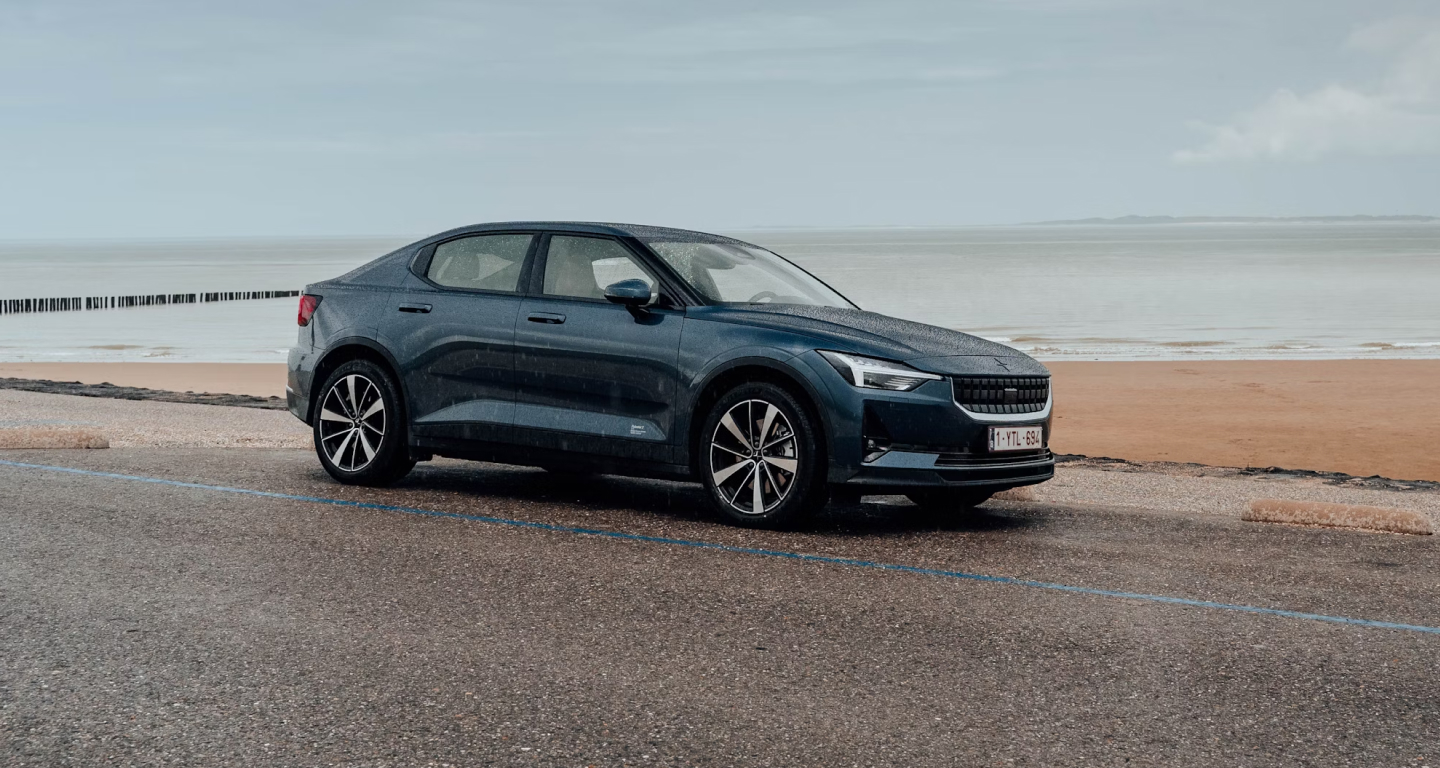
[
  {"left": 905, "top": 488, "right": 993, "bottom": 513},
  {"left": 312, "top": 359, "right": 415, "bottom": 486},
  {"left": 699, "top": 381, "right": 827, "bottom": 528}
]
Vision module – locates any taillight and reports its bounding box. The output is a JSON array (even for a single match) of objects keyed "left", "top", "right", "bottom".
[{"left": 297, "top": 294, "right": 322, "bottom": 327}]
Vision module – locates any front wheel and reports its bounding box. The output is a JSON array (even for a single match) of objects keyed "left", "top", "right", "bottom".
[
  {"left": 699, "top": 382, "right": 827, "bottom": 529},
  {"left": 313, "top": 359, "right": 415, "bottom": 486}
]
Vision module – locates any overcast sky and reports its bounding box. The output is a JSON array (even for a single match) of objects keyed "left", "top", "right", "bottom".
[{"left": 2, "top": 0, "right": 1438, "bottom": 238}]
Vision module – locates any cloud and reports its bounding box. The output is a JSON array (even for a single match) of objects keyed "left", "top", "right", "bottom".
[{"left": 1175, "top": 17, "right": 1440, "bottom": 163}]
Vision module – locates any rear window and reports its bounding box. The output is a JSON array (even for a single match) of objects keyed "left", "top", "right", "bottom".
[{"left": 427, "top": 234, "right": 533, "bottom": 292}]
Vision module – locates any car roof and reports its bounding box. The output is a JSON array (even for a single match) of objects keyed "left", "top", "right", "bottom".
[{"left": 430, "top": 221, "right": 759, "bottom": 247}]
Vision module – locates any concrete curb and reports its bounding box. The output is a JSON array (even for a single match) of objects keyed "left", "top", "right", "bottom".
[
  {"left": 0, "top": 427, "right": 109, "bottom": 450},
  {"left": 1245, "top": 498, "right": 1432, "bottom": 536}
]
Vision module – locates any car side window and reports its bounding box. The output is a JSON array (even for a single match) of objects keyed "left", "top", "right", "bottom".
[
  {"left": 426, "top": 234, "right": 533, "bottom": 292},
  {"left": 542, "top": 236, "right": 656, "bottom": 301}
]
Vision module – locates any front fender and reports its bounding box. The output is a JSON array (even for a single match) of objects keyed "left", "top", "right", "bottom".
[{"left": 677, "top": 346, "right": 838, "bottom": 476}]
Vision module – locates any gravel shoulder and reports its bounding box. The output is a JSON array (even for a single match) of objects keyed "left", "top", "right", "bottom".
[
  {"left": 0, "top": 388, "right": 308, "bottom": 449},
  {"left": 3, "top": 388, "right": 1435, "bottom": 530},
  {"left": 1033, "top": 456, "right": 1440, "bottom": 530}
]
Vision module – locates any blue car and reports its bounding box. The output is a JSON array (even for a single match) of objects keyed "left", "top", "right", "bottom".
[{"left": 287, "top": 222, "right": 1053, "bottom": 527}]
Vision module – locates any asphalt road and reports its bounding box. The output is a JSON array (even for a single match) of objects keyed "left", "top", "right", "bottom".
[{"left": 2, "top": 448, "right": 1437, "bottom": 767}]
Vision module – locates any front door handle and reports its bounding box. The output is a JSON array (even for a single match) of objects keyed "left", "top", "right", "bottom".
[
  {"left": 527, "top": 312, "right": 566, "bottom": 324},
  {"left": 398, "top": 303, "right": 432, "bottom": 313}
]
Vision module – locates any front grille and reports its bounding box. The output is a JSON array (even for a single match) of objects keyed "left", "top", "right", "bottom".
[{"left": 953, "top": 376, "right": 1050, "bottom": 414}]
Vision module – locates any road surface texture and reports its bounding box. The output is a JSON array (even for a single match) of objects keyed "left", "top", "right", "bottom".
[{"left": 2, "top": 448, "right": 1437, "bottom": 767}]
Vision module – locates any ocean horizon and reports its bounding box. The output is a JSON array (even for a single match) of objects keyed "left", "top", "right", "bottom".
[{"left": 1, "top": 222, "right": 1436, "bottom": 364}]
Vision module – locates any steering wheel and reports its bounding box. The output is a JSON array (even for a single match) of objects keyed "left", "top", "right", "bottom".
[{"left": 747, "top": 291, "right": 779, "bottom": 303}]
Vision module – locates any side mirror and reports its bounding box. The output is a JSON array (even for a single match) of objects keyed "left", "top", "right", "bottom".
[{"left": 603, "top": 279, "right": 654, "bottom": 307}]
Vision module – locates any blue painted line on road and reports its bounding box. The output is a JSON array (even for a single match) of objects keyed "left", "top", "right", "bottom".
[{"left": 4, "top": 457, "right": 1438, "bottom": 637}]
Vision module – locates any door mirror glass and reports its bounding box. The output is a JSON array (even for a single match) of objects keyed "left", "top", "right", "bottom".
[{"left": 603, "top": 278, "right": 654, "bottom": 306}]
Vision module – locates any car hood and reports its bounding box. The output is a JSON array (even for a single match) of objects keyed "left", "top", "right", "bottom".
[{"left": 688, "top": 304, "right": 1049, "bottom": 376}]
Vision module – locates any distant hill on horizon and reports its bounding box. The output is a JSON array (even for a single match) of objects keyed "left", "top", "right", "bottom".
[{"left": 1028, "top": 215, "right": 1440, "bottom": 226}]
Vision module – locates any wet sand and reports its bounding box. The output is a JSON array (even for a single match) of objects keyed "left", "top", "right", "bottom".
[{"left": 3, "top": 359, "right": 1437, "bottom": 481}]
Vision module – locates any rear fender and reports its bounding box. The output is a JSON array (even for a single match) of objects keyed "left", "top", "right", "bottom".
[{"left": 308, "top": 337, "right": 404, "bottom": 425}]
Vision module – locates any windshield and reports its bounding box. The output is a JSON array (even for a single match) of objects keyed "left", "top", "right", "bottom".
[{"left": 646, "top": 242, "right": 854, "bottom": 308}]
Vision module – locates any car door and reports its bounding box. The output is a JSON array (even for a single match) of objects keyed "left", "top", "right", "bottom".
[
  {"left": 512, "top": 234, "right": 685, "bottom": 462},
  {"left": 387, "top": 232, "right": 537, "bottom": 445}
]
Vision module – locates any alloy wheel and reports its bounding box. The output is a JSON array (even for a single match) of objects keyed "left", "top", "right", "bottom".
[
  {"left": 709, "top": 399, "right": 799, "bottom": 515},
  {"left": 318, "top": 374, "right": 386, "bottom": 472}
]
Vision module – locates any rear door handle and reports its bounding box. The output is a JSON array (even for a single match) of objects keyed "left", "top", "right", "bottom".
[
  {"left": 527, "top": 312, "right": 566, "bottom": 324},
  {"left": 398, "top": 303, "right": 432, "bottom": 313}
]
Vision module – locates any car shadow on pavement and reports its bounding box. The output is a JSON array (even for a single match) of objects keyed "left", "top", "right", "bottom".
[
  {"left": 386, "top": 461, "right": 1037, "bottom": 537},
  {"left": 813, "top": 498, "right": 1038, "bottom": 536}
]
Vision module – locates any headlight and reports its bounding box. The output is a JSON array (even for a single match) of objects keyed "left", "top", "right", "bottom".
[{"left": 818, "top": 351, "right": 942, "bottom": 392}]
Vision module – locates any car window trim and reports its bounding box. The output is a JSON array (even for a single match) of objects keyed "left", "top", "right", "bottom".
[
  {"left": 412, "top": 231, "right": 541, "bottom": 296},
  {"left": 409, "top": 244, "right": 437, "bottom": 277}
]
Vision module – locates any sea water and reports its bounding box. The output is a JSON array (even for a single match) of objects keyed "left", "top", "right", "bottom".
[
  {"left": 0, "top": 224, "right": 1436, "bottom": 363},
  {"left": 757, "top": 223, "right": 1440, "bottom": 361}
]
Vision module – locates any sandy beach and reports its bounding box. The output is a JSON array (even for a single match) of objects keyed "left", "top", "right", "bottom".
[
  {"left": 1046, "top": 359, "right": 1440, "bottom": 482},
  {"left": 0, "top": 362, "right": 286, "bottom": 399},
  {"left": 3, "top": 359, "right": 1438, "bottom": 482}
]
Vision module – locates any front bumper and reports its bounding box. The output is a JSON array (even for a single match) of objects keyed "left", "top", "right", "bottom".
[
  {"left": 793, "top": 351, "right": 1054, "bottom": 491},
  {"left": 840, "top": 449, "right": 1054, "bottom": 490}
]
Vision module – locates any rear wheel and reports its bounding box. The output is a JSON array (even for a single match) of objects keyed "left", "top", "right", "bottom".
[
  {"left": 313, "top": 359, "right": 415, "bottom": 486},
  {"left": 699, "top": 382, "right": 826, "bottom": 529}
]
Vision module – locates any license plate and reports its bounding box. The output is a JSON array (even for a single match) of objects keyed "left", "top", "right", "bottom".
[{"left": 989, "top": 425, "right": 1044, "bottom": 453}]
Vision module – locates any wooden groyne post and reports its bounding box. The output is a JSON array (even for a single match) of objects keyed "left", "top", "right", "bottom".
[{"left": 0, "top": 290, "right": 301, "bottom": 315}]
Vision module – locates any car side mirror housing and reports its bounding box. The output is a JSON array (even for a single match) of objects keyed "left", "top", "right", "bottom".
[{"left": 603, "top": 279, "right": 654, "bottom": 307}]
